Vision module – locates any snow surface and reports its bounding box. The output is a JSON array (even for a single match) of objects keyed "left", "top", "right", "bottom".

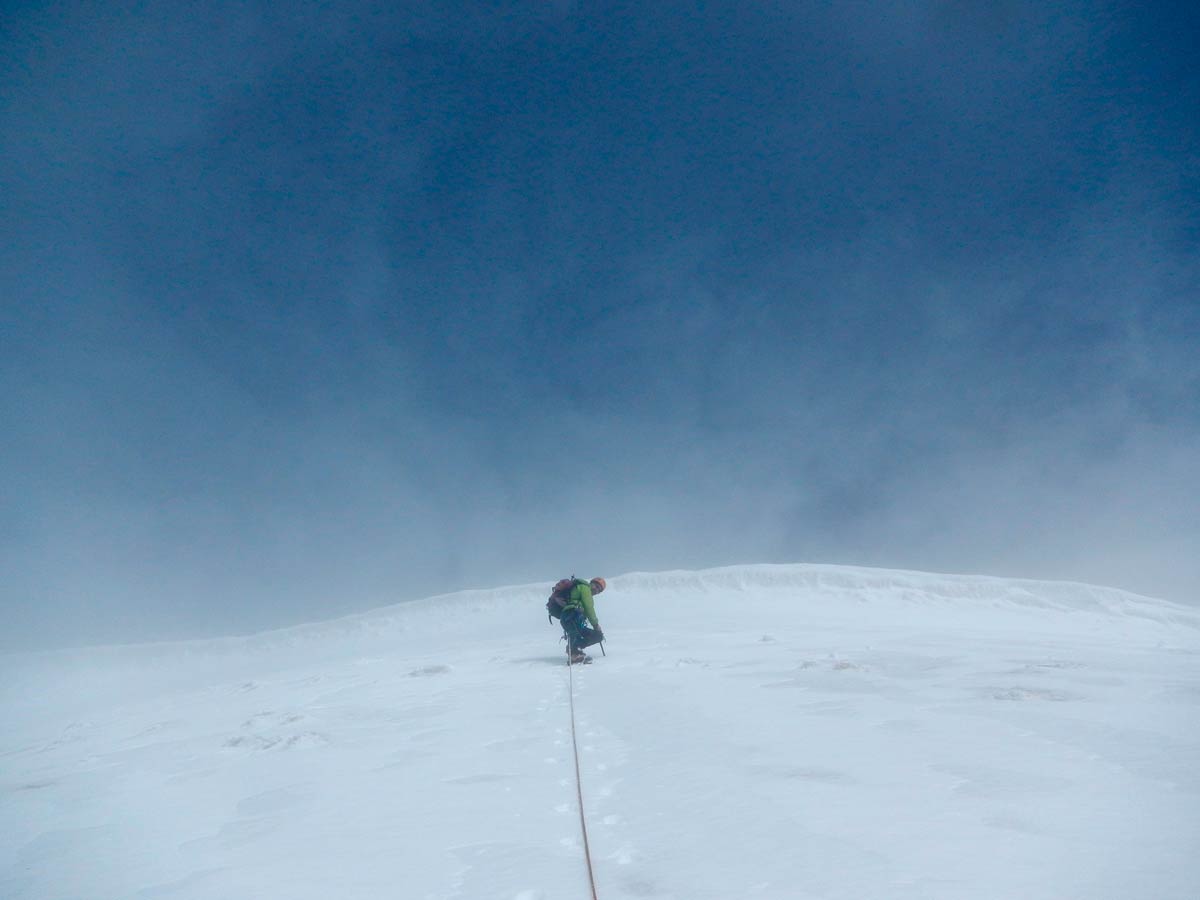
[{"left": 2, "top": 563, "right": 1198, "bottom": 900}]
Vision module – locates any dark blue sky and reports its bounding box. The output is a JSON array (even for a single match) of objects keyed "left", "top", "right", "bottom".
[{"left": 3, "top": 1, "right": 1198, "bottom": 648}]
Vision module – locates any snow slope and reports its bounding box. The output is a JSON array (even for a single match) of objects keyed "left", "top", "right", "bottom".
[{"left": 2, "top": 564, "right": 1198, "bottom": 900}]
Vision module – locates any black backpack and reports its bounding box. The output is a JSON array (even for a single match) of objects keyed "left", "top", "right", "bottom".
[{"left": 546, "top": 577, "right": 585, "bottom": 621}]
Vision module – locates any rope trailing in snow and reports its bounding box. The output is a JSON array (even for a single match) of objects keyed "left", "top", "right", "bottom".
[{"left": 568, "top": 657, "right": 601, "bottom": 900}]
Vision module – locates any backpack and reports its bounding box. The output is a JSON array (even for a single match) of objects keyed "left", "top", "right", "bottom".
[{"left": 546, "top": 577, "right": 585, "bottom": 621}]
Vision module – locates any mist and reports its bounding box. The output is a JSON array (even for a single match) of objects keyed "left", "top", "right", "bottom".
[{"left": 3, "top": 1, "right": 1197, "bottom": 650}]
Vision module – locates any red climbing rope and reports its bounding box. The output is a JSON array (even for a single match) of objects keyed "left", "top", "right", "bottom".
[{"left": 568, "top": 658, "right": 600, "bottom": 899}]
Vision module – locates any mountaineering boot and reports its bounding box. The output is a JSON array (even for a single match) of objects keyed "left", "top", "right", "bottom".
[{"left": 569, "top": 650, "right": 591, "bottom": 665}]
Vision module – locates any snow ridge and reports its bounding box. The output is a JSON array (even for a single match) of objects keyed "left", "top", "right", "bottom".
[{"left": 2, "top": 564, "right": 1198, "bottom": 900}]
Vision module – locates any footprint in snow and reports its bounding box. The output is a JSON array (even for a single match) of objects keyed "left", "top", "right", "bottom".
[
  {"left": 241, "top": 711, "right": 302, "bottom": 728},
  {"left": 223, "top": 710, "right": 328, "bottom": 752},
  {"left": 222, "top": 732, "right": 329, "bottom": 751},
  {"left": 991, "top": 686, "right": 1079, "bottom": 702},
  {"left": 442, "top": 773, "right": 515, "bottom": 785},
  {"left": 408, "top": 665, "right": 451, "bottom": 677}
]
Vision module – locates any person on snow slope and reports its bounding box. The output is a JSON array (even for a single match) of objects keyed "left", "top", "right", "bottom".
[{"left": 551, "top": 576, "right": 606, "bottom": 663}]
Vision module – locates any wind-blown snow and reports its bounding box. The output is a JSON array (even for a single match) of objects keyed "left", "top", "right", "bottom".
[{"left": 2, "top": 564, "right": 1197, "bottom": 899}]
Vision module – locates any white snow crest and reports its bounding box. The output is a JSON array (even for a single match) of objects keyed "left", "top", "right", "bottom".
[{"left": 2, "top": 564, "right": 1198, "bottom": 899}]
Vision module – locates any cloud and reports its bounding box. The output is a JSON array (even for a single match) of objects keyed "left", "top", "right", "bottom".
[{"left": 2, "top": 1, "right": 1197, "bottom": 649}]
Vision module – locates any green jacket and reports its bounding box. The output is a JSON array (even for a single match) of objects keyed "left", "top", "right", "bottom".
[{"left": 564, "top": 581, "right": 600, "bottom": 629}]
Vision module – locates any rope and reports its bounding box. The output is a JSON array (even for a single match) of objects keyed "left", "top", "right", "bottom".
[{"left": 568, "top": 656, "right": 601, "bottom": 900}]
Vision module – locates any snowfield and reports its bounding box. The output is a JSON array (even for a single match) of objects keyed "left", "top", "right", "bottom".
[{"left": 2, "top": 564, "right": 1198, "bottom": 900}]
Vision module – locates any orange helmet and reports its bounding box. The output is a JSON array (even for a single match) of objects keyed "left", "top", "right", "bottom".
[{"left": 589, "top": 577, "right": 606, "bottom": 593}]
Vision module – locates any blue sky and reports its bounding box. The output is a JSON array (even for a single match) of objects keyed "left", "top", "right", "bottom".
[{"left": 3, "top": 1, "right": 1198, "bottom": 648}]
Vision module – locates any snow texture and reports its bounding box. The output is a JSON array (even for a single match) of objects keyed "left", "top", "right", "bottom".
[{"left": 2, "top": 563, "right": 1198, "bottom": 899}]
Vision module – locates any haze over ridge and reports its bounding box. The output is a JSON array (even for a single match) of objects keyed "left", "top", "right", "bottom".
[{"left": 2, "top": 1, "right": 1197, "bottom": 649}]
